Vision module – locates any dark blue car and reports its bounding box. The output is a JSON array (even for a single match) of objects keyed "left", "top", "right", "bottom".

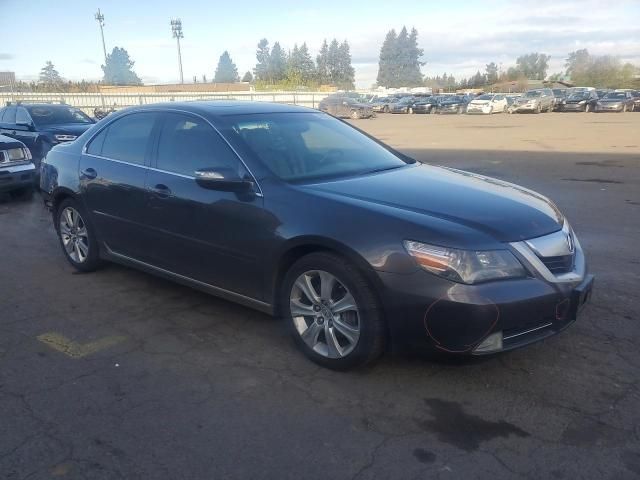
[
  {"left": 0, "top": 103, "right": 95, "bottom": 166},
  {"left": 40, "top": 101, "right": 593, "bottom": 369}
]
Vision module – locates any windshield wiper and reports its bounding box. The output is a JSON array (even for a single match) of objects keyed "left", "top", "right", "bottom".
[{"left": 366, "top": 164, "right": 407, "bottom": 175}]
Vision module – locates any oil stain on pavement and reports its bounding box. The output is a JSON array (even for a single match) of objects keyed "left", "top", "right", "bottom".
[{"left": 419, "top": 398, "right": 530, "bottom": 452}]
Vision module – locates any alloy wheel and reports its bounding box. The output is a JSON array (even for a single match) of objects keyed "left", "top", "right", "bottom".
[
  {"left": 59, "top": 207, "right": 89, "bottom": 263},
  {"left": 290, "top": 270, "right": 360, "bottom": 358}
]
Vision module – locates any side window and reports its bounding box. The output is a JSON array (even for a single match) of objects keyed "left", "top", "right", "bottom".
[
  {"left": 3, "top": 107, "right": 16, "bottom": 124},
  {"left": 86, "top": 127, "right": 109, "bottom": 156},
  {"left": 0, "top": 108, "right": 5, "bottom": 122},
  {"left": 101, "top": 113, "right": 157, "bottom": 165},
  {"left": 156, "top": 113, "right": 240, "bottom": 176},
  {"left": 16, "top": 107, "right": 31, "bottom": 125}
]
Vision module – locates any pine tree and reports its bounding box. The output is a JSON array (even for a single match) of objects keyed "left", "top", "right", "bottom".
[
  {"left": 337, "top": 41, "right": 355, "bottom": 90},
  {"left": 242, "top": 71, "right": 253, "bottom": 82},
  {"left": 254, "top": 38, "right": 270, "bottom": 81},
  {"left": 327, "top": 39, "right": 341, "bottom": 85},
  {"left": 102, "top": 47, "right": 141, "bottom": 85},
  {"left": 214, "top": 51, "right": 239, "bottom": 83},
  {"left": 376, "top": 29, "right": 397, "bottom": 87},
  {"left": 269, "top": 42, "right": 287, "bottom": 82},
  {"left": 395, "top": 27, "right": 409, "bottom": 87},
  {"left": 39, "top": 61, "right": 63, "bottom": 89},
  {"left": 316, "top": 40, "right": 329, "bottom": 85},
  {"left": 485, "top": 62, "right": 499, "bottom": 84},
  {"left": 403, "top": 28, "right": 424, "bottom": 86},
  {"left": 298, "top": 43, "right": 316, "bottom": 84}
]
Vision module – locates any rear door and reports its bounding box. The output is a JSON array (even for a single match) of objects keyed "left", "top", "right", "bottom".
[
  {"left": 80, "top": 111, "right": 160, "bottom": 261},
  {"left": 143, "top": 111, "right": 266, "bottom": 299}
]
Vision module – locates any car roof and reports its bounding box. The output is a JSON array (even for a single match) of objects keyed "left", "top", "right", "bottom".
[{"left": 120, "top": 101, "right": 315, "bottom": 117}]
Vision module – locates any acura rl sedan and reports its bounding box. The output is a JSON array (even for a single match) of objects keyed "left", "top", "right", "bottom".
[{"left": 40, "top": 102, "right": 594, "bottom": 370}]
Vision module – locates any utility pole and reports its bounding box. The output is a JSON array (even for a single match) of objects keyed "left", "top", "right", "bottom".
[
  {"left": 95, "top": 9, "right": 107, "bottom": 65},
  {"left": 170, "top": 19, "right": 184, "bottom": 84}
]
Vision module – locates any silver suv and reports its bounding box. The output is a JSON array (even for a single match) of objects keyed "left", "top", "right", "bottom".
[{"left": 513, "top": 88, "right": 554, "bottom": 113}]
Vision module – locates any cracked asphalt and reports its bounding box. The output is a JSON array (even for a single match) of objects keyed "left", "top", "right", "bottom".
[{"left": 1, "top": 113, "right": 639, "bottom": 479}]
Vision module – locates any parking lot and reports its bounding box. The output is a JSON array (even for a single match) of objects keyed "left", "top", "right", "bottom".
[{"left": 1, "top": 112, "right": 639, "bottom": 479}]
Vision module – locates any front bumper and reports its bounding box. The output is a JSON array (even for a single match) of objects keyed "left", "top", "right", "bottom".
[
  {"left": 466, "top": 105, "right": 492, "bottom": 114},
  {"left": 0, "top": 162, "right": 36, "bottom": 192},
  {"left": 562, "top": 103, "right": 587, "bottom": 111},
  {"left": 513, "top": 104, "right": 539, "bottom": 112},
  {"left": 376, "top": 229, "right": 592, "bottom": 355},
  {"left": 594, "top": 104, "right": 623, "bottom": 112},
  {"left": 438, "top": 105, "right": 464, "bottom": 114}
]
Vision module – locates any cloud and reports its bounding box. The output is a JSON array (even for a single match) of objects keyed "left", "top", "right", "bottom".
[
  {"left": 0, "top": 53, "right": 14, "bottom": 60},
  {"left": 79, "top": 58, "right": 97, "bottom": 65}
]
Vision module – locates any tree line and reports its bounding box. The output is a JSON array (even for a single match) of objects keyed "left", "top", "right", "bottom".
[{"left": 251, "top": 38, "right": 355, "bottom": 89}]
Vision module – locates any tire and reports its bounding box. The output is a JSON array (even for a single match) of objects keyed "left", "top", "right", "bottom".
[
  {"left": 536, "top": 105, "right": 541, "bottom": 114},
  {"left": 622, "top": 105, "right": 627, "bottom": 113},
  {"left": 281, "top": 252, "right": 386, "bottom": 370},
  {"left": 55, "top": 198, "right": 103, "bottom": 272},
  {"left": 383, "top": 105, "right": 389, "bottom": 113},
  {"left": 408, "top": 107, "right": 413, "bottom": 114},
  {"left": 350, "top": 110, "right": 360, "bottom": 120},
  {"left": 585, "top": 104, "right": 590, "bottom": 113}
]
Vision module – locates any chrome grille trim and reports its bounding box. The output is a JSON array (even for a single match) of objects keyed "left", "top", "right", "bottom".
[{"left": 510, "top": 221, "right": 585, "bottom": 284}]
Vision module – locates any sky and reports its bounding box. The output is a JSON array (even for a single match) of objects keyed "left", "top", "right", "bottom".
[{"left": 1, "top": 0, "right": 639, "bottom": 88}]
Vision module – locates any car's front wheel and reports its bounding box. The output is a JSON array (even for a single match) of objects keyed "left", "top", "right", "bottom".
[
  {"left": 55, "top": 198, "right": 102, "bottom": 272},
  {"left": 282, "top": 252, "right": 385, "bottom": 370}
]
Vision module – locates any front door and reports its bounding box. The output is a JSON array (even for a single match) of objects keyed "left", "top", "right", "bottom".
[
  {"left": 144, "top": 111, "right": 266, "bottom": 300},
  {"left": 80, "top": 112, "right": 159, "bottom": 261}
]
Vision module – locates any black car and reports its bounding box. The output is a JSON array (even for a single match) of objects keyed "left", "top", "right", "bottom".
[
  {"left": 318, "top": 96, "right": 373, "bottom": 119},
  {"left": 411, "top": 97, "right": 440, "bottom": 114},
  {"left": 561, "top": 90, "right": 599, "bottom": 112},
  {"left": 0, "top": 103, "right": 95, "bottom": 165},
  {"left": 552, "top": 89, "right": 568, "bottom": 111},
  {"left": 40, "top": 102, "right": 593, "bottom": 370},
  {"left": 435, "top": 95, "right": 470, "bottom": 114},
  {"left": 595, "top": 91, "right": 636, "bottom": 112},
  {"left": 371, "top": 97, "right": 398, "bottom": 113},
  {"left": 0, "top": 134, "right": 36, "bottom": 194},
  {"left": 389, "top": 96, "right": 417, "bottom": 114}
]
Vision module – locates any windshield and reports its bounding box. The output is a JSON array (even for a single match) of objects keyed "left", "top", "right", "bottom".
[
  {"left": 444, "top": 96, "right": 464, "bottom": 102},
  {"left": 603, "top": 92, "right": 626, "bottom": 100},
  {"left": 26, "top": 105, "right": 93, "bottom": 126},
  {"left": 221, "top": 112, "right": 410, "bottom": 182},
  {"left": 568, "top": 92, "right": 588, "bottom": 99},
  {"left": 397, "top": 97, "right": 413, "bottom": 104},
  {"left": 476, "top": 95, "right": 493, "bottom": 100},
  {"left": 552, "top": 89, "right": 566, "bottom": 96},
  {"left": 525, "top": 91, "right": 542, "bottom": 98}
]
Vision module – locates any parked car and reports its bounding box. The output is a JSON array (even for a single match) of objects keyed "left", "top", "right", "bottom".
[
  {"left": 595, "top": 89, "right": 611, "bottom": 99},
  {"left": 389, "top": 96, "right": 418, "bottom": 114},
  {"left": 435, "top": 95, "right": 470, "bottom": 114},
  {"left": 512, "top": 89, "right": 554, "bottom": 113},
  {"left": 0, "top": 103, "right": 96, "bottom": 165},
  {"left": 411, "top": 97, "right": 440, "bottom": 114},
  {"left": 0, "top": 134, "right": 36, "bottom": 194},
  {"left": 594, "top": 91, "right": 636, "bottom": 112},
  {"left": 631, "top": 91, "right": 640, "bottom": 112},
  {"left": 40, "top": 101, "right": 593, "bottom": 369},
  {"left": 552, "top": 89, "right": 568, "bottom": 111},
  {"left": 505, "top": 96, "right": 518, "bottom": 114},
  {"left": 562, "top": 89, "right": 599, "bottom": 112},
  {"left": 371, "top": 97, "right": 398, "bottom": 113},
  {"left": 466, "top": 94, "right": 508, "bottom": 114},
  {"left": 318, "top": 97, "right": 374, "bottom": 119}
]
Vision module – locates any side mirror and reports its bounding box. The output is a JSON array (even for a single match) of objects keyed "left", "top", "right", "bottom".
[
  {"left": 195, "top": 167, "right": 254, "bottom": 193},
  {"left": 16, "top": 121, "right": 33, "bottom": 130}
]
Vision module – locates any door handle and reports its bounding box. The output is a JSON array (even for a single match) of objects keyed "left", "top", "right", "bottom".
[
  {"left": 151, "top": 183, "right": 171, "bottom": 198},
  {"left": 81, "top": 167, "right": 97, "bottom": 179}
]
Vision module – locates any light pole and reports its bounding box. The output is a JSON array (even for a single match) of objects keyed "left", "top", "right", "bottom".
[
  {"left": 171, "top": 19, "right": 184, "bottom": 84},
  {"left": 95, "top": 9, "right": 107, "bottom": 65}
]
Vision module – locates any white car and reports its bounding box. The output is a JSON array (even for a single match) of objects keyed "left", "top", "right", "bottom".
[{"left": 466, "top": 94, "right": 508, "bottom": 114}]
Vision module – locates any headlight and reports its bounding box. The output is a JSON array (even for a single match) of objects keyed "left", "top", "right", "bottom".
[
  {"left": 403, "top": 240, "right": 526, "bottom": 284},
  {"left": 54, "top": 134, "right": 77, "bottom": 142},
  {"left": 578, "top": 100, "right": 586, "bottom": 105}
]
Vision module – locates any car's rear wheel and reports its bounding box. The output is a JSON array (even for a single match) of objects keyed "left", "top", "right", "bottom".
[
  {"left": 350, "top": 110, "right": 360, "bottom": 119},
  {"left": 55, "top": 198, "right": 102, "bottom": 272},
  {"left": 622, "top": 104, "right": 627, "bottom": 113},
  {"left": 585, "top": 104, "right": 591, "bottom": 113},
  {"left": 536, "top": 105, "right": 542, "bottom": 114},
  {"left": 383, "top": 105, "right": 389, "bottom": 113},
  {"left": 282, "top": 252, "right": 385, "bottom": 370}
]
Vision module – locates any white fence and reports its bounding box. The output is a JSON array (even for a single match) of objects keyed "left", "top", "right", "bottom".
[{"left": 0, "top": 91, "right": 335, "bottom": 115}]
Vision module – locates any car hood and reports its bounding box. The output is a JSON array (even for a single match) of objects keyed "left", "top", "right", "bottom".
[
  {"left": 43, "top": 123, "right": 95, "bottom": 136},
  {"left": 599, "top": 98, "right": 623, "bottom": 103},
  {"left": 303, "top": 164, "right": 563, "bottom": 242}
]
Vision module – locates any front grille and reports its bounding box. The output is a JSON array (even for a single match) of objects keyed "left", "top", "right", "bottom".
[{"left": 540, "top": 254, "right": 574, "bottom": 274}]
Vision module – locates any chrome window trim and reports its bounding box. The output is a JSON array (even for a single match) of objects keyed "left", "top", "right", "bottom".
[
  {"left": 84, "top": 152, "right": 147, "bottom": 169},
  {"left": 82, "top": 107, "right": 264, "bottom": 197}
]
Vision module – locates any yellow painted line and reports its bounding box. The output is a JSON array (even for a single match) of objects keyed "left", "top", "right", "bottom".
[{"left": 37, "top": 332, "right": 126, "bottom": 358}]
